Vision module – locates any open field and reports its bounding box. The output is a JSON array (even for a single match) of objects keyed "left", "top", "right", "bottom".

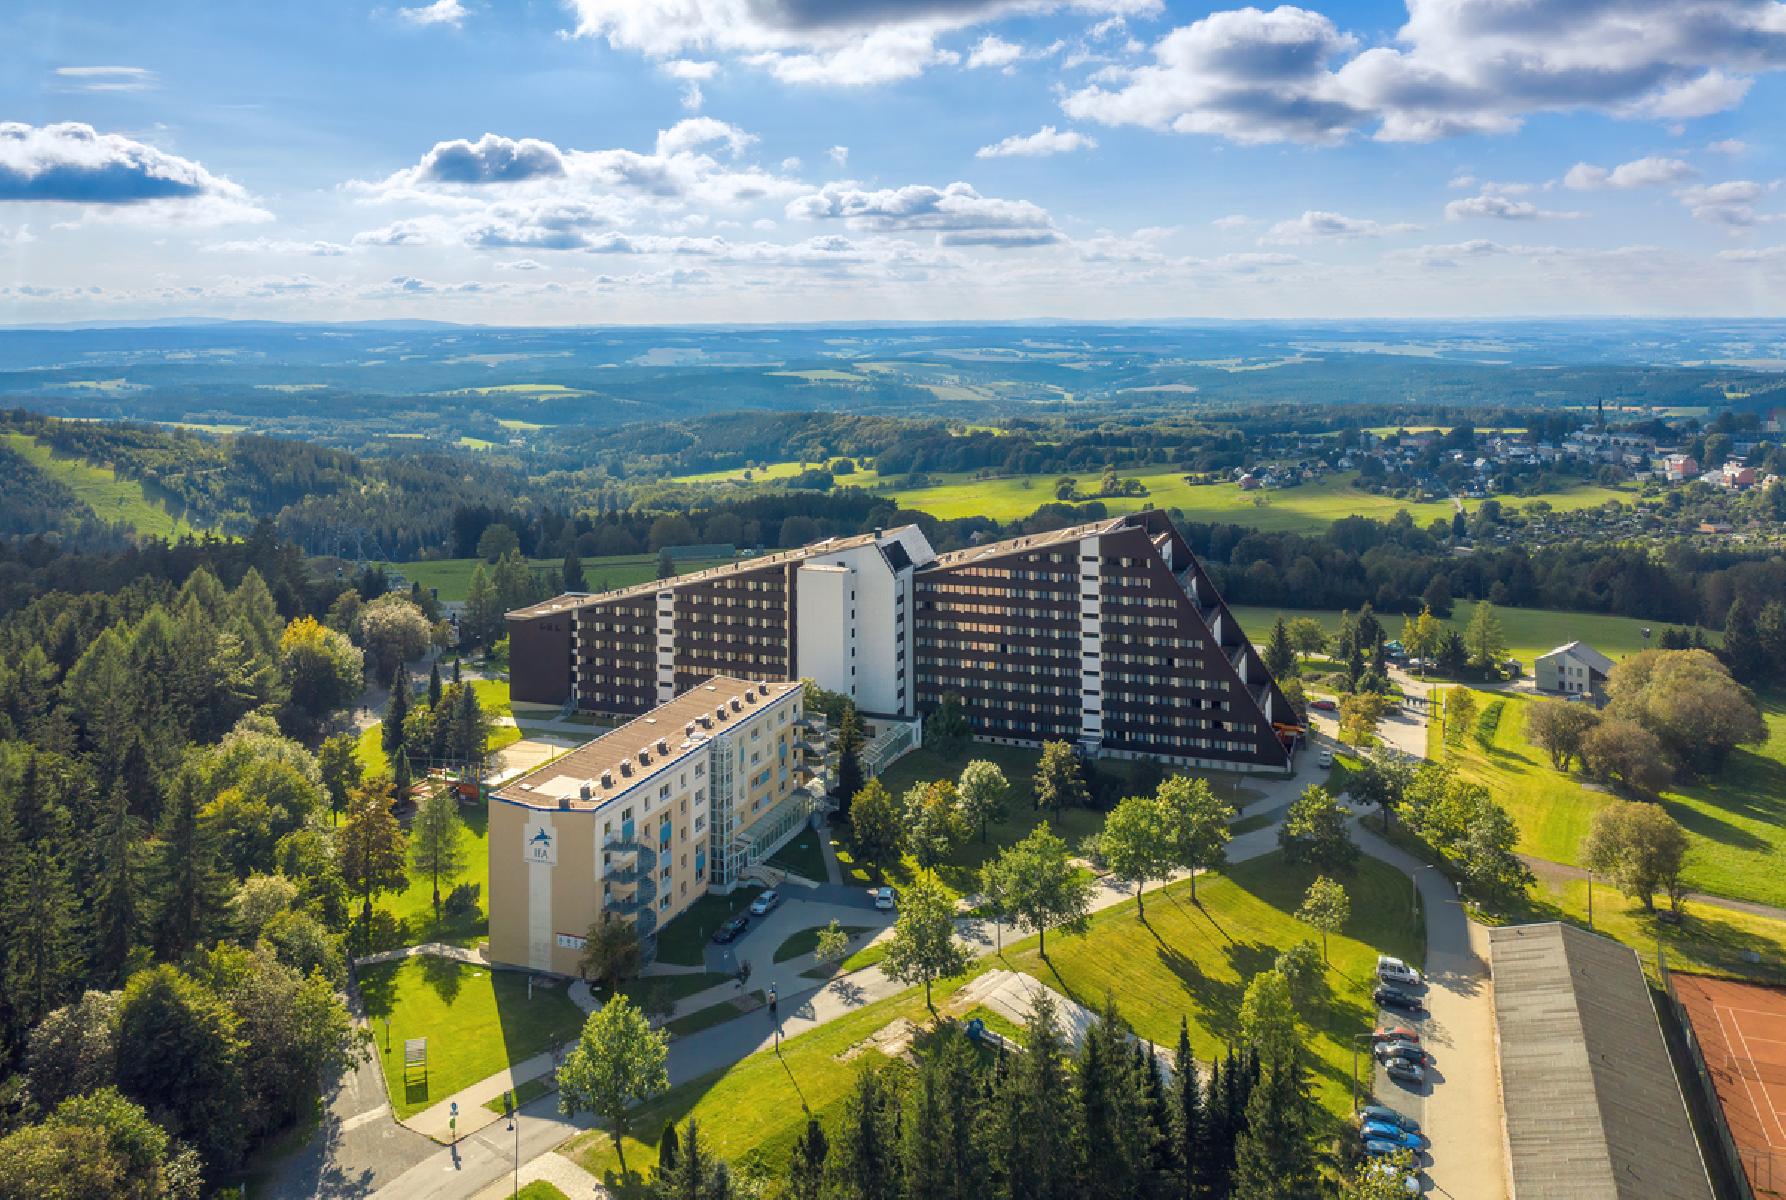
[
  {"left": 383, "top": 553, "right": 738, "bottom": 603},
  {"left": 377, "top": 800, "right": 491, "bottom": 950},
  {"left": 2, "top": 431, "right": 198, "bottom": 539},
  {"left": 669, "top": 461, "right": 818, "bottom": 485},
  {"left": 357, "top": 957, "right": 586, "bottom": 1119},
  {"left": 1229, "top": 600, "right": 1709, "bottom": 669},
  {"left": 1432, "top": 687, "right": 1786, "bottom": 909},
  {"left": 354, "top": 677, "right": 513, "bottom": 778},
  {"left": 568, "top": 850, "right": 1420, "bottom": 1182}
]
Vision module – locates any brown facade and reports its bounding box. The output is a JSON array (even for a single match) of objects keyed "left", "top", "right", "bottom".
[
  {"left": 671, "top": 563, "right": 795, "bottom": 694},
  {"left": 508, "top": 612, "right": 572, "bottom": 705}
]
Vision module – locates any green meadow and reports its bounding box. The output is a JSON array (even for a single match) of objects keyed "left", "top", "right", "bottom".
[{"left": 3, "top": 431, "right": 198, "bottom": 540}]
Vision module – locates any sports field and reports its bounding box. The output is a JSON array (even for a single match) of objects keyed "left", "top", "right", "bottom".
[{"left": 1672, "top": 972, "right": 1786, "bottom": 1196}]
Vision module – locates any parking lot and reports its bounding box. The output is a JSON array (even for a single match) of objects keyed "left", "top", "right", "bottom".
[{"left": 701, "top": 881, "right": 895, "bottom": 981}]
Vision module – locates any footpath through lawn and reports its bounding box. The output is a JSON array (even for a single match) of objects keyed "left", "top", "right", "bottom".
[{"left": 566, "top": 849, "right": 1420, "bottom": 1183}]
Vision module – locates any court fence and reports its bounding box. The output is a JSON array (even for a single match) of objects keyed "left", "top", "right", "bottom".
[{"left": 1660, "top": 947, "right": 1786, "bottom": 1197}]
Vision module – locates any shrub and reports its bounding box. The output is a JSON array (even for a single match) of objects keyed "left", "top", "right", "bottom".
[{"left": 443, "top": 882, "right": 481, "bottom": 919}]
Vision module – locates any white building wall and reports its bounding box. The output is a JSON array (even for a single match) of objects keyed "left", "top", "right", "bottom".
[
  {"left": 654, "top": 589, "right": 675, "bottom": 705},
  {"left": 1079, "top": 534, "right": 1103, "bottom": 748},
  {"left": 803, "top": 528, "right": 933, "bottom": 718},
  {"left": 795, "top": 564, "right": 854, "bottom": 703}
]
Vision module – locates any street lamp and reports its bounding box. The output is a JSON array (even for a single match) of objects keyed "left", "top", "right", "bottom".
[
  {"left": 1410, "top": 864, "right": 1439, "bottom": 911},
  {"left": 504, "top": 1095, "right": 519, "bottom": 1199},
  {"left": 1587, "top": 867, "right": 1595, "bottom": 930},
  {"left": 769, "top": 985, "right": 781, "bottom": 1053}
]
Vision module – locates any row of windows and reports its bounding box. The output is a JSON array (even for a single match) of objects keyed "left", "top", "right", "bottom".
[
  {"left": 920, "top": 583, "right": 1074, "bottom": 601},
  {"left": 918, "top": 657, "right": 1078, "bottom": 676},
  {"left": 1113, "top": 732, "right": 1254, "bottom": 753},
  {"left": 918, "top": 602, "right": 1075, "bottom": 621},
  {"left": 1104, "top": 689, "right": 1233, "bottom": 711}
]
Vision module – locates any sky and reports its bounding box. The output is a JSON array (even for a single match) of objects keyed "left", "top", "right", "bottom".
[{"left": 3, "top": 0, "right": 1786, "bottom": 324}]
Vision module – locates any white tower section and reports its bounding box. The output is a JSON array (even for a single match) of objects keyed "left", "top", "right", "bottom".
[{"left": 796, "top": 527, "right": 934, "bottom": 718}]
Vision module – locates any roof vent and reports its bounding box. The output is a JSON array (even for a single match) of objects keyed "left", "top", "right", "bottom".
[
  {"left": 600, "top": 770, "right": 613, "bottom": 788},
  {"left": 639, "top": 749, "right": 651, "bottom": 766},
  {"left": 620, "top": 760, "right": 633, "bottom": 777},
  {"left": 656, "top": 738, "right": 669, "bottom": 755},
  {"left": 745, "top": 690, "right": 757, "bottom": 704},
  {"left": 717, "top": 706, "right": 728, "bottom": 721},
  {"left": 579, "top": 783, "right": 593, "bottom": 801},
  {"left": 559, "top": 797, "right": 572, "bottom": 811},
  {"left": 699, "top": 715, "right": 712, "bottom": 730},
  {"left": 684, "top": 722, "right": 695, "bottom": 737},
  {"left": 730, "top": 697, "right": 742, "bottom": 712}
]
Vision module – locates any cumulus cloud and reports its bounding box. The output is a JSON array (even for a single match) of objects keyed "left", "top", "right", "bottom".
[
  {"left": 828, "top": 145, "right": 850, "bottom": 166},
  {"left": 1259, "top": 210, "right": 1418, "bottom": 243},
  {"left": 561, "top": 0, "right": 1158, "bottom": 86},
  {"left": 1444, "top": 192, "right": 1582, "bottom": 220},
  {"left": 1563, "top": 156, "right": 1697, "bottom": 190},
  {"left": 1212, "top": 214, "right": 1255, "bottom": 229},
  {"left": 204, "top": 237, "right": 352, "bottom": 256},
  {"left": 788, "top": 180, "right": 1060, "bottom": 246},
  {"left": 967, "top": 34, "right": 1026, "bottom": 70},
  {"left": 1718, "top": 244, "right": 1786, "bottom": 264},
  {"left": 396, "top": 0, "right": 467, "bottom": 28},
  {"left": 655, "top": 117, "right": 755, "bottom": 158},
  {"left": 976, "top": 125, "right": 1097, "bottom": 158},
  {"left": 1677, "top": 180, "right": 1779, "bottom": 228},
  {"left": 1707, "top": 138, "right": 1749, "bottom": 156},
  {"left": 54, "top": 66, "right": 157, "bottom": 93},
  {"left": 0, "top": 122, "right": 268, "bottom": 224},
  {"left": 1064, "top": 0, "right": 1786, "bottom": 145}
]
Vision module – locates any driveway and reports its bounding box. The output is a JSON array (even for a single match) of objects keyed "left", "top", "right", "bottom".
[
  {"left": 702, "top": 882, "right": 894, "bottom": 981},
  {"left": 1355, "top": 822, "right": 1506, "bottom": 1200}
]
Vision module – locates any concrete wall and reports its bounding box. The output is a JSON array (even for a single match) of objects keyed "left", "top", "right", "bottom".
[{"left": 506, "top": 613, "right": 571, "bottom": 705}]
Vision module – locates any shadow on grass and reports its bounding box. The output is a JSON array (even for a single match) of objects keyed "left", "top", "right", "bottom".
[{"left": 420, "top": 954, "right": 465, "bottom": 1005}]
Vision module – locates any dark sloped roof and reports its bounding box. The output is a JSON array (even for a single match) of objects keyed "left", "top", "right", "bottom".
[{"left": 1490, "top": 923, "right": 1713, "bottom": 1200}]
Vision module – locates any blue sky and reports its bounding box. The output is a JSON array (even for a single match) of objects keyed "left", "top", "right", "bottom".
[{"left": 3, "top": 0, "right": 1785, "bottom": 323}]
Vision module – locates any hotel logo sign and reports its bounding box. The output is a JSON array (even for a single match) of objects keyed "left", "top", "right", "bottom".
[{"left": 524, "top": 822, "right": 556, "bottom": 866}]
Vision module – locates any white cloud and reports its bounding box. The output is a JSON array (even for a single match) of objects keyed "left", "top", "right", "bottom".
[
  {"left": 828, "top": 145, "right": 850, "bottom": 167},
  {"left": 204, "top": 237, "right": 351, "bottom": 256},
  {"left": 1259, "top": 210, "right": 1418, "bottom": 244},
  {"left": 1444, "top": 192, "right": 1581, "bottom": 221},
  {"left": 975, "top": 126, "right": 1097, "bottom": 158},
  {"left": 396, "top": 0, "right": 467, "bottom": 28},
  {"left": 967, "top": 34, "right": 1026, "bottom": 70},
  {"left": 561, "top": 0, "right": 1159, "bottom": 87},
  {"left": 1707, "top": 138, "right": 1749, "bottom": 156},
  {"left": 1677, "top": 179, "right": 1779, "bottom": 228},
  {"left": 655, "top": 117, "right": 755, "bottom": 158},
  {"left": 53, "top": 65, "right": 158, "bottom": 93},
  {"left": 1564, "top": 156, "right": 1696, "bottom": 190},
  {"left": 1065, "top": 0, "right": 1786, "bottom": 145},
  {"left": 1212, "top": 214, "right": 1254, "bottom": 229},
  {"left": 0, "top": 122, "right": 269, "bottom": 225},
  {"left": 788, "top": 180, "right": 1060, "bottom": 246},
  {"left": 660, "top": 59, "right": 717, "bottom": 81}
]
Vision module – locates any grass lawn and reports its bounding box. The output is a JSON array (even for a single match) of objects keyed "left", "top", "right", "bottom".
[
  {"left": 765, "top": 826, "right": 828, "bottom": 882},
  {"left": 665, "top": 992, "right": 766, "bottom": 1039},
  {"left": 1429, "top": 687, "right": 1786, "bottom": 909},
  {"left": 358, "top": 958, "right": 586, "bottom": 1119},
  {"left": 355, "top": 675, "right": 517, "bottom": 778},
  {"left": 773, "top": 925, "right": 872, "bottom": 964},
  {"left": 374, "top": 798, "right": 491, "bottom": 949},
  {"left": 1229, "top": 812, "right": 1275, "bottom": 837},
  {"left": 568, "top": 848, "right": 1419, "bottom": 1186},
  {"left": 617, "top": 972, "right": 731, "bottom": 1005},
  {"left": 2, "top": 430, "right": 199, "bottom": 540},
  {"left": 516, "top": 1182, "right": 571, "bottom": 1200},
  {"left": 653, "top": 891, "right": 763, "bottom": 966},
  {"left": 382, "top": 554, "right": 737, "bottom": 603},
  {"left": 1230, "top": 600, "right": 1708, "bottom": 671},
  {"left": 484, "top": 1075, "right": 554, "bottom": 1115}
]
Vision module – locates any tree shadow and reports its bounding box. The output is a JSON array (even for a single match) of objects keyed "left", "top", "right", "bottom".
[{"left": 420, "top": 954, "right": 465, "bottom": 1006}]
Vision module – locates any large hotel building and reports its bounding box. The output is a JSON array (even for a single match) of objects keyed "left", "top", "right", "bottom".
[{"left": 508, "top": 511, "right": 1297, "bottom": 774}]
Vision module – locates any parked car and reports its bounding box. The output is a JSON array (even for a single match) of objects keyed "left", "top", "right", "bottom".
[
  {"left": 1311, "top": 697, "right": 1339, "bottom": 712},
  {"left": 1360, "top": 1122, "right": 1422, "bottom": 1150},
  {"left": 874, "top": 886, "right": 897, "bottom": 911},
  {"left": 1373, "top": 1039, "right": 1426, "bottom": 1065},
  {"left": 1359, "top": 1105, "right": 1420, "bottom": 1133},
  {"left": 1375, "top": 983, "right": 1425, "bottom": 1012},
  {"left": 1363, "top": 1137, "right": 1411, "bottom": 1157},
  {"left": 750, "top": 889, "right": 781, "bottom": 916},
  {"left": 1377, "top": 955, "right": 1422, "bottom": 986},
  {"left": 710, "top": 915, "right": 750, "bottom": 944},
  {"left": 1384, "top": 1058, "right": 1426, "bottom": 1087},
  {"left": 1372, "top": 1026, "right": 1420, "bottom": 1044},
  {"left": 1318, "top": 749, "right": 1334, "bottom": 768}
]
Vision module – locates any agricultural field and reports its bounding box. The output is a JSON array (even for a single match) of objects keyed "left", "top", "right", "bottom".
[
  {"left": 1228, "top": 600, "right": 1707, "bottom": 670},
  {"left": 383, "top": 552, "right": 738, "bottom": 603},
  {"left": 2, "top": 430, "right": 198, "bottom": 539},
  {"left": 1430, "top": 687, "right": 1786, "bottom": 909},
  {"left": 568, "top": 852, "right": 1419, "bottom": 1183}
]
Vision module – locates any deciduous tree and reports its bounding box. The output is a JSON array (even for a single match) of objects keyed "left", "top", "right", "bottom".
[
  {"left": 956, "top": 759, "right": 1010, "bottom": 844},
  {"left": 1278, "top": 785, "right": 1358, "bottom": 873},
  {"left": 558, "top": 995, "right": 670, "bottom": 1179},
  {"left": 1581, "top": 801, "right": 1690, "bottom": 913},
  {"left": 848, "top": 778, "right": 903, "bottom": 866},
  {"left": 336, "top": 783, "right": 408, "bottom": 929},
  {"left": 1100, "top": 792, "right": 1175, "bottom": 918},
  {"left": 1523, "top": 700, "right": 1602, "bottom": 771},
  {"left": 1032, "top": 740, "right": 1089, "bottom": 818},
  {"left": 981, "top": 824, "right": 1091, "bottom": 958},
  {"left": 881, "top": 874, "right": 969, "bottom": 1009},
  {"left": 579, "top": 919, "right": 643, "bottom": 993}
]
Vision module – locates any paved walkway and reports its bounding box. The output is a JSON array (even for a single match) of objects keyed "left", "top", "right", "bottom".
[
  {"left": 353, "top": 942, "right": 486, "bottom": 970},
  {"left": 1520, "top": 852, "right": 1786, "bottom": 922},
  {"left": 469, "top": 1150, "right": 602, "bottom": 1200}
]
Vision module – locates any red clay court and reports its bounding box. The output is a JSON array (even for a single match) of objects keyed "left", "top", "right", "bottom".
[{"left": 1674, "top": 973, "right": 1786, "bottom": 1197}]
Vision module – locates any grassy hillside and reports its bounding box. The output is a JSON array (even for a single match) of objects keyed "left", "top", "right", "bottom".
[
  {"left": 1228, "top": 600, "right": 1706, "bottom": 669},
  {"left": 1430, "top": 687, "right": 1786, "bottom": 909},
  {"left": 669, "top": 460, "right": 1632, "bottom": 531},
  {"left": 1, "top": 431, "right": 197, "bottom": 539},
  {"left": 384, "top": 553, "right": 738, "bottom": 602}
]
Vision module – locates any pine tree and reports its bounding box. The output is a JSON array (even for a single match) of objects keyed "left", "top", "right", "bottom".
[
  {"left": 151, "top": 769, "right": 227, "bottom": 959},
  {"left": 393, "top": 746, "right": 413, "bottom": 803},
  {"left": 92, "top": 786, "right": 141, "bottom": 987},
  {"left": 658, "top": 1120, "right": 680, "bottom": 1177},
  {"left": 452, "top": 655, "right": 462, "bottom": 684},
  {"left": 834, "top": 703, "right": 865, "bottom": 818},
  {"left": 988, "top": 991, "right": 1083, "bottom": 1200},
  {"left": 1079, "top": 997, "right": 1153, "bottom": 1200},
  {"left": 428, "top": 659, "right": 443, "bottom": 707},
  {"left": 660, "top": 1118, "right": 727, "bottom": 1200},
  {"left": 829, "top": 1065, "right": 900, "bottom": 1200},
  {"left": 787, "top": 1115, "right": 827, "bottom": 1200},
  {"left": 563, "top": 549, "right": 588, "bottom": 593},
  {"left": 409, "top": 786, "right": 467, "bottom": 925},
  {"left": 118, "top": 733, "right": 162, "bottom": 826},
  {"left": 1757, "top": 600, "right": 1786, "bottom": 685},
  {"left": 1722, "top": 595, "right": 1767, "bottom": 684},
  {"left": 1262, "top": 617, "right": 1297, "bottom": 680},
  {"left": 383, "top": 667, "right": 410, "bottom": 761},
  {"left": 1141, "top": 1040, "right": 1172, "bottom": 1182},
  {"left": 1232, "top": 1053, "right": 1317, "bottom": 1198},
  {"left": 1173, "top": 1018, "right": 1205, "bottom": 1199}
]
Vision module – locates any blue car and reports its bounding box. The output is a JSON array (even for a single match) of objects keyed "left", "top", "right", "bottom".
[
  {"left": 1360, "top": 1122, "right": 1422, "bottom": 1150},
  {"left": 1363, "top": 1138, "right": 1409, "bottom": 1157},
  {"left": 1359, "top": 1105, "right": 1420, "bottom": 1133}
]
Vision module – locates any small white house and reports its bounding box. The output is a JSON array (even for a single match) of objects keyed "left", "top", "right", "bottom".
[{"left": 1534, "top": 641, "right": 1614, "bottom": 702}]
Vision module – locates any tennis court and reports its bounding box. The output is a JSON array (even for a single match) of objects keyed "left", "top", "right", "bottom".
[{"left": 1673, "top": 973, "right": 1786, "bottom": 1196}]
